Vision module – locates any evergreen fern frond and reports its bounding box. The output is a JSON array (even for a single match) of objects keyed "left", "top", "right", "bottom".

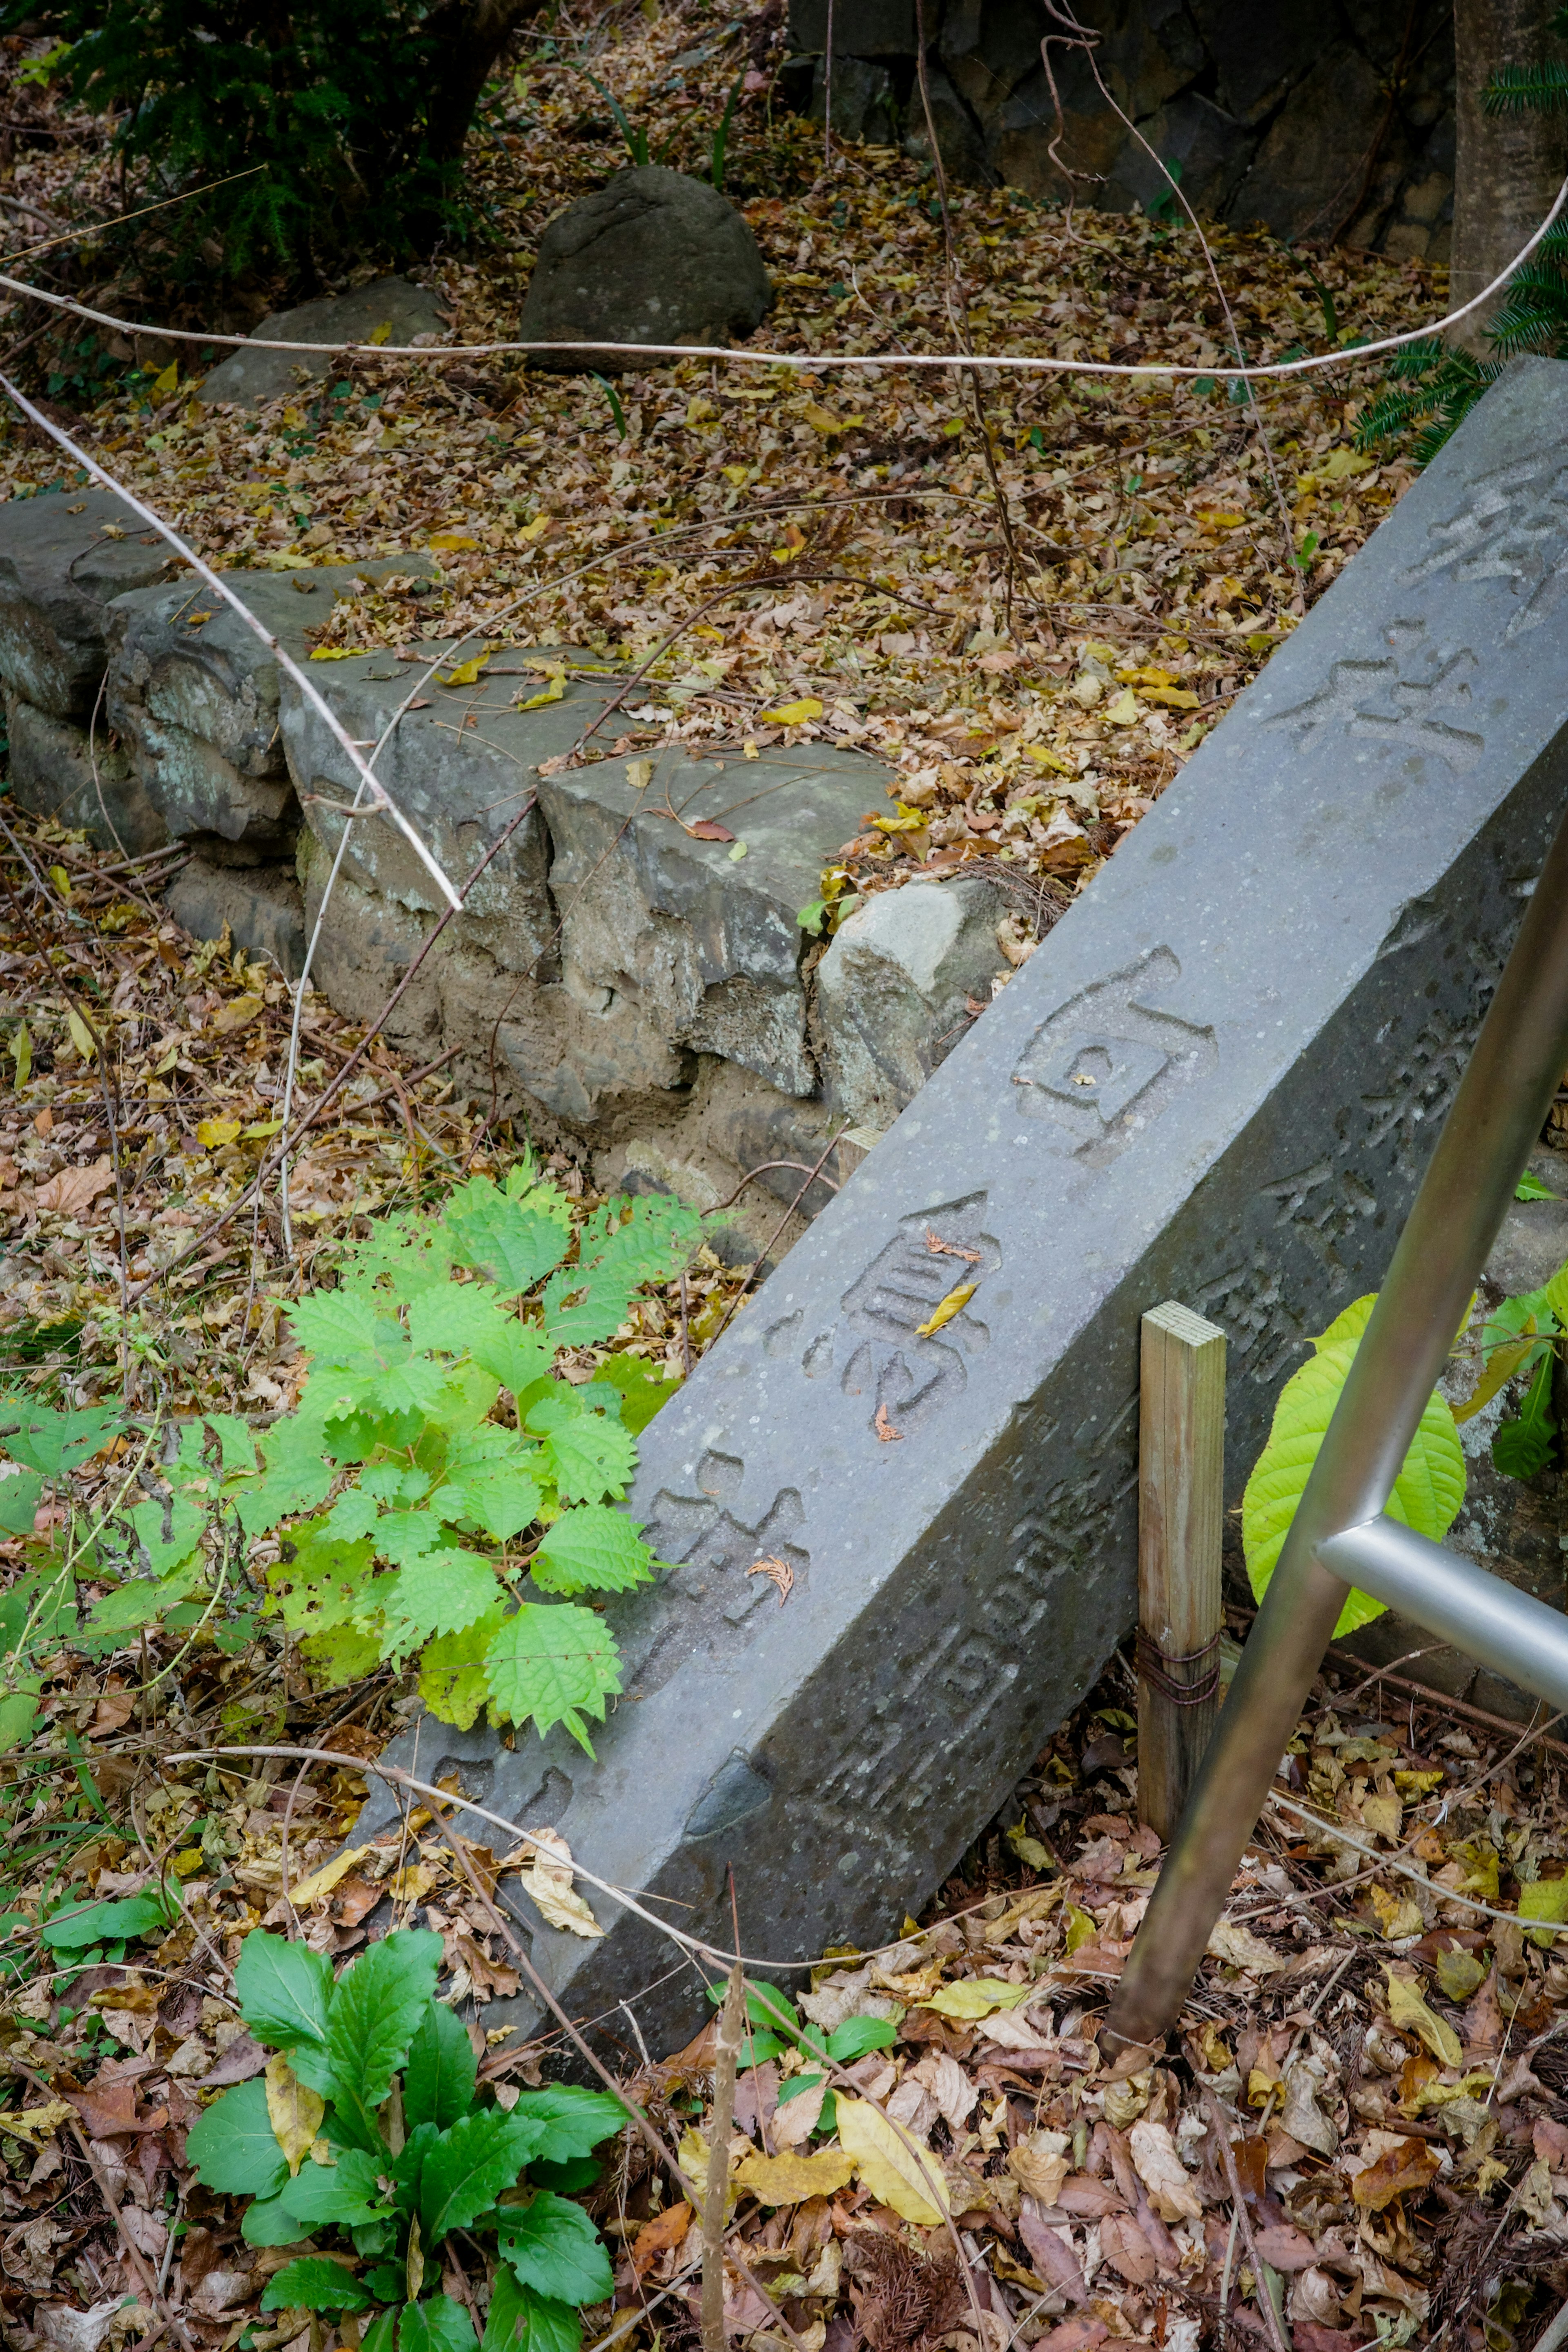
[{"left": 1484, "top": 60, "right": 1568, "bottom": 111}]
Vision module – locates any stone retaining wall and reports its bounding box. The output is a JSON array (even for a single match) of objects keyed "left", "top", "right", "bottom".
[{"left": 0, "top": 487, "right": 1020, "bottom": 1250}]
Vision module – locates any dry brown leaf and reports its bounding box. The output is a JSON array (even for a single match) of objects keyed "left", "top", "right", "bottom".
[
  {"left": 33, "top": 1157, "right": 115, "bottom": 1216},
  {"left": 630, "top": 2200, "right": 692, "bottom": 2277},
  {"left": 1351, "top": 2136, "right": 1441, "bottom": 2211},
  {"left": 1128, "top": 2117, "right": 1203, "bottom": 2222}
]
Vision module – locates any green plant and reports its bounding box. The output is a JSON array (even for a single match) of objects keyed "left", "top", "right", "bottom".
[
  {"left": 187, "top": 1926, "right": 624, "bottom": 2352},
  {"left": 4, "top": 0, "right": 541, "bottom": 285},
  {"left": 710, "top": 69, "right": 746, "bottom": 190},
  {"left": 703, "top": 1975, "right": 896, "bottom": 2140},
  {"left": 0, "top": 1155, "right": 703, "bottom": 1755}
]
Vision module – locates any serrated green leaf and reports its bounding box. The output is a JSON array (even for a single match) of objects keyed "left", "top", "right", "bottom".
[
  {"left": 508, "top": 2087, "right": 626, "bottom": 2164},
  {"left": 589, "top": 1354, "right": 679, "bottom": 1434},
  {"left": 0, "top": 1398, "right": 121, "bottom": 1479},
  {"left": 187, "top": 2078, "right": 290, "bottom": 2198},
  {"left": 0, "top": 1466, "right": 42, "bottom": 1535},
  {"left": 1243, "top": 1296, "right": 1465, "bottom": 1637},
  {"left": 1517, "top": 1169, "right": 1561, "bottom": 1201},
  {"left": 408, "top": 1284, "right": 517, "bottom": 1362},
  {"left": 401, "top": 2297, "right": 477, "bottom": 2352},
  {"left": 532, "top": 1506, "right": 655, "bottom": 1596},
  {"left": 438, "top": 1457, "right": 542, "bottom": 1543},
  {"left": 303, "top": 1619, "right": 388, "bottom": 1688},
  {"left": 234, "top": 1931, "right": 335, "bottom": 2087},
  {"left": 234, "top": 1408, "right": 339, "bottom": 1535},
  {"left": 540, "top": 1198, "right": 700, "bottom": 1349},
  {"left": 127, "top": 1490, "right": 207, "bottom": 1579},
  {"left": 376, "top": 1508, "right": 449, "bottom": 1567},
  {"left": 485, "top": 1603, "right": 623, "bottom": 1754},
  {"left": 265, "top": 1520, "right": 375, "bottom": 1640},
  {"left": 280, "top": 2149, "right": 393, "bottom": 2228},
  {"left": 525, "top": 1396, "right": 637, "bottom": 1505},
  {"left": 325, "top": 1929, "right": 443, "bottom": 2145},
  {"left": 470, "top": 1323, "right": 554, "bottom": 1397},
  {"left": 445, "top": 1182, "right": 572, "bottom": 1295},
  {"left": 483, "top": 2279, "right": 579, "bottom": 2352},
  {"left": 325, "top": 1485, "right": 387, "bottom": 1541},
  {"left": 405, "top": 2000, "right": 478, "bottom": 2133},
  {"left": 497, "top": 2192, "right": 613, "bottom": 2305},
  {"left": 419, "top": 1610, "right": 505, "bottom": 1728},
  {"left": 385, "top": 1546, "right": 499, "bottom": 1640},
  {"left": 418, "top": 2108, "right": 549, "bottom": 2241},
  {"left": 288, "top": 1293, "right": 388, "bottom": 1370},
  {"left": 260, "top": 2258, "right": 375, "bottom": 2314}
]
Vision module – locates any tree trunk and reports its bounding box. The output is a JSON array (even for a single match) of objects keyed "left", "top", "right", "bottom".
[
  {"left": 1451, "top": 0, "right": 1568, "bottom": 350},
  {"left": 420, "top": 0, "right": 542, "bottom": 168}
]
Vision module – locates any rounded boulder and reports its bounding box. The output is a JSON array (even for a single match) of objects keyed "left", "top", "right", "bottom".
[{"left": 519, "top": 166, "right": 772, "bottom": 364}]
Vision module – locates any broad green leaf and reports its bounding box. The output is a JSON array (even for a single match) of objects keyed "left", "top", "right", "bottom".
[
  {"left": 419, "top": 1611, "right": 505, "bottom": 1729},
  {"left": 408, "top": 1284, "right": 517, "bottom": 1363},
  {"left": 405, "top": 2000, "right": 478, "bottom": 2133},
  {"left": 825, "top": 2014, "right": 897, "bottom": 2061},
  {"left": 1453, "top": 1329, "right": 1542, "bottom": 1423},
  {"left": 376, "top": 1508, "right": 450, "bottom": 1567},
  {"left": 485, "top": 1602, "right": 623, "bottom": 1754},
  {"left": 303, "top": 1619, "right": 388, "bottom": 1688},
  {"left": 481, "top": 2266, "right": 530, "bottom": 2352},
  {"left": 126, "top": 1491, "right": 207, "bottom": 1579},
  {"left": 589, "top": 1354, "right": 678, "bottom": 1434},
  {"left": 288, "top": 1292, "right": 389, "bottom": 1370},
  {"left": 437, "top": 1459, "right": 542, "bottom": 1543},
  {"left": 1517, "top": 1170, "right": 1561, "bottom": 1201},
  {"left": 400, "top": 2297, "right": 477, "bottom": 2352},
  {"left": 84, "top": 1560, "right": 203, "bottom": 1641},
  {"left": 325, "top": 1484, "right": 386, "bottom": 1541},
  {"left": 265, "top": 1520, "right": 374, "bottom": 1639},
  {"left": 471, "top": 1323, "right": 553, "bottom": 1397},
  {"left": 1243, "top": 1297, "right": 1465, "bottom": 1638},
  {"left": 280, "top": 2149, "right": 393, "bottom": 2228},
  {"left": 1520, "top": 1876, "right": 1568, "bottom": 1945},
  {"left": 418, "top": 2107, "right": 549, "bottom": 2242},
  {"left": 445, "top": 1183, "right": 572, "bottom": 1295},
  {"left": 1494, "top": 1350, "right": 1557, "bottom": 1479},
  {"left": 385, "top": 1546, "right": 500, "bottom": 1638},
  {"left": 497, "top": 2192, "right": 614, "bottom": 2305},
  {"left": 775, "top": 2071, "right": 823, "bottom": 2107},
  {"left": 187, "top": 2079, "right": 290, "bottom": 2198},
  {"left": 260, "top": 2258, "right": 375, "bottom": 2314},
  {"left": 1546, "top": 1253, "right": 1568, "bottom": 1326},
  {"left": 531, "top": 1506, "right": 655, "bottom": 1596},
  {"left": 508, "top": 2087, "right": 626, "bottom": 2164},
  {"left": 0, "top": 1466, "right": 42, "bottom": 1535},
  {"left": 488, "top": 2284, "right": 579, "bottom": 2352},
  {"left": 540, "top": 1198, "right": 700, "bottom": 1349},
  {"left": 241, "top": 2196, "right": 311, "bottom": 2247},
  {"left": 0, "top": 1687, "right": 44, "bottom": 1751},
  {"left": 325, "top": 1929, "right": 443, "bottom": 2143},
  {"left": 235, "top": 1408, "right": 339, "bottom": 1533},
  {"left": 41, "top": 1889, "right": 175, "bottom": 1951},
  {"left": 707, "top": 1976, "right": 800, "bottom": 2036},
  {"left": 234, "top": 1929, "right": 335, "bottom": 2068},
  {"left": 526, "top": 1397, "right": 637, "bottom": 1505},
  {"left": 363, "top": 2311, "right": 398, "bottom": 2352},
  {"left": 0, "top": 1397, "right": 121, "bottom": 1478}
]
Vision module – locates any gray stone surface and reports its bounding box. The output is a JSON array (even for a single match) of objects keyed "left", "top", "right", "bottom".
[
  {"left": 0, "top": 488, "right": 174, "bottom": 722},
  {"left": 197, "top": 279, "right": 446, "bottom": 409},
  {"left": 165, "top": 856, "right": 307, "bottom": 980},
  {"left": 519, "top": 168, "right": 772, "bottom": 364},
  {"left": 785, "top": 0, "right": 1457, "bottom": 255},
  {"left": 355, "top": 357, "right": 1568, "bottom": 2063},
  {"left": 817, "top": 875, "right": 1005, "bottom": 1127},
  {"left": 5, "top": 689, "right": 167, "bottom": 855}
]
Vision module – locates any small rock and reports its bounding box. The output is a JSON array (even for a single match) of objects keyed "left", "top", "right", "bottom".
[
  {"left": 197, "top": 276, "right": 446, "bottom": 407},
  {"left": 817, "top": 877, "right": 1004, "bottom": 1128},
  {"left": 519, "top": 167, "right": 772, "bottom": 365}
]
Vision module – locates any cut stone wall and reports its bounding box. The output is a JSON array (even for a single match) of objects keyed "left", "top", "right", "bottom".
[
  {"left": 0, "top": 487, "right": 1017, "bottom": 1253},
  {"left": 784, "top": 0, "right": 1456, "bottom": 257}
]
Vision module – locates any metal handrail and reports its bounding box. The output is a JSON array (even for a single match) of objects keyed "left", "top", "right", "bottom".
[{"left": 1102, "top": 798, "right": 1568, "bottom": 2056}]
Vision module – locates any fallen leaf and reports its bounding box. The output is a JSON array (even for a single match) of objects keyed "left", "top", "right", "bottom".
[
  {"left": 441, "top": 651, "right": 492, "bottom": 686},
  {"left": 626, "top": 758, "right": 654, "bottom": 789},
  {"left": 1434, "top": 1947, "right": 1486, "bottom": 2002},
  {"left": 309, "top": 646, "right": 372, "bottom": 660},
  {"left": 429, "top": 532, "right": 479, "bottom": 551},
  {"left": 33, "top": 1157, "right": 115, "bottom": 1216},
  {"left": 915, "top": 1281, "right": 976, "bottom": 1337},
  {"left": 265, "top": 2052, "right": 325, "bottom": 2176},
  {"left": 873, "top": 1403, "right": 903, "bottom": 1442},
  {"left": 1351, "top": 2135, "right": 1441, "bottom": 2211},
  {"left": 926, "top": 1228, "right": 982, "bottom": 1262},
  {"left": 33, "top": 2303, "right": 122, "bottom": 2352},
  {"left": 288, "top": 1845, "right": 372, "bottom": 1908},
  {"left": 517, "top": 666, "right": 566, "bottom": 710},
  {"left": 1206, "top": 1918, "right": 1287, "bottom": 1974},
  {"left": 837, "top": 2095, "right": 950, "bottom": 2225},
  {"left": 1098, "top": 2211, "right": 1157, "bottom": 2284},
  {"left": 1128, "top": 2117, "right": 1203, "bottom": 2221},
  {"left": 3, "top": 2097, "right": 76, "bottom": 2143},
  {"left": 1009, "top": 2134, "right": 1070, "bottom": 2204},
  {"left": 921, "top": 1976, "right": 1032, "bottom": 2019},
  {"left": 512, "top": 1825, "right": 603, "bottom": 1938},
  {"left": 1384, "top": 1969, "right": 1463, "bottom": 2067},
  {"left": 734, "top": 2146, "right": 856, "bottom": 2205},
  {"left": 686, "top": 818, "right": 736, "bottom": 841},
  {"left": 1279, "top": 2062, "right": 1339, "bottom": 2158},
  {"left": 911, "top": 2049, "right": 977, "bottom": 2132},
  {"left": 631, "top": 2200, "right": 692, "bottom": 2276},
  {"left": 1018, "top": 2203, "right": 1087, "bottom": 2303},
  {"left": 196, "top": 1117, "right": 242, "bottom": 1150},
  {"left": 746, "top": 1555, "right": 793, "bottom": 1605},
  {"left": 1253, "top": 2223, "right": 1321, "bottom": 2272},
  {"left": 758, "top": 697, "right": 823, "bottom": 724},
  {"left": 209, "top": 992, "right": 264, "bottom": 1034}
]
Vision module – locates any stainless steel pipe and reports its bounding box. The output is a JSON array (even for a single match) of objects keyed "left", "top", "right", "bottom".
[
  {"left": 1103, "top": 799, "right": 1568, "bottom": 2054},
  {"left": 1319, "top": 1516, "right": 1568, "bottom": 1713}
]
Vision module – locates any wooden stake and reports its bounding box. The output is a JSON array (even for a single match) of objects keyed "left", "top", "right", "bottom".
[{"left": 1138, "top": 1300, "right": 1226, "bottom": 1842}]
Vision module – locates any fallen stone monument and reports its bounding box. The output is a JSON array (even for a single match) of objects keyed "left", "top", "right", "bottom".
[
  {"left": 348, "top": 356, "right": 1568, "bottom": 2059},
  {"left": 518, "top": 167, "right": 773, "bottom": 362},
  {"left": 197, "top": 277, "right": 447, "bottom": 407}
]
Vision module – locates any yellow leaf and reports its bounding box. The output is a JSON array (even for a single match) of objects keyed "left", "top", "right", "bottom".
[
  {"left": 1104, "top": 688, "right": 1140, "bottom": 725},
  {"left": 743, "top": 739, "right": 759, "bottom": 760},
  {"left": 1143, "top": 686, "right": 1201, "bottom": 710},
  {"left": 1519, "top": 1877, "right": 1568, "bottom": 1946},
  {"left": 1194, "top": 509, "right": 1244, "bottom": 528},
  {"left": 921, "top": 1977, "right": 1032, "bottom": 2020},
  {"left": 265, "top": 2053, "right": 325, "bottom": 2176},
  {"left": 243, "top": 1118, "right": 285, "bottom": 1140},
  {"left": 915, "top": 1282, "right": 976, "bottom": 1337},
  {"left": 209, "top": 992, "right": 264, "bottom": 1034},
  {"left": 0, "top": 2097, "right": 74, "bottom": 2143},
  {"left": 1395, "top": 1767, "right": 1444, "bottom": 1795},
  {"left": 1206, "top": 1918, "right": 1287, "bottom": 1973},
  {"left": 309, "top": 646, "right": 372, "bottom": 660},
  {"left": 722, "top": 464, "right": 750, "bottom": 486},
  {"left": 11, "top": 1022, "right": 30, "bottom": 1088},
  {"left": 152, "top": 360, "right": 179, "bottom": 397},
  {"left": 429, "top": 532, "right": 479, "bottom": 552},
  {"left": 518, "top": 514, "right": 550, "bottom": 542},
  {"left": 759, "top": 697, "right": 823, "bottom": 725},
  {"left": 626, "top": 759, "right": 654, "bottom": 791},
  {"left": 734, "top": 2147, "right": 856, "bottom": 2205},
  {"left": 441, "top": 650, "right": 492, "bottom": 687},
  {"left": 1383, "top": 1969, "right": 1463, "bottom": 2067},
  {"left": 171, "top": 1848, "right": 207, "bottom": 1879},
  {"left": 49, "top": 864, "right": 71, "bottom": 900},
  {"left": 801, "top": 403, "right": 844, "bottom": 433},
  {"left": 512, "top": 1826, "right": 603, "bottom": 1938},
  {"left": 282, "top": 408, "right": 306, "bottom": 429},
  {"left": 288, "top": 1845, "right": 372, "bottom": 1908},
  {"left": 1454, "top": 1330, "right": 1537, "bottom": 1422},
  {"left": 1024, "top": 743, "right": 1073, "bottom": 775},
  {"left": 65, "top": 1008, "right": 96, "bottom": 1063},
  {"left": 873, "top": 806, "right": 929, "bottom": 834},
  {"left": 837, "top": 2097, "right": 950, "bottom": 2225},
  {"left": 370, "top": 322, "right": 393, "bottom": 347},
  {"left": 389, "top": 1862, "right": 440, "bottom": 1904},
  {"left": 196, "top": 1117, "right": 242, "bottom": 1150},
  {"left": 517, "top": 667, "right": 566, "bottom": 712}
]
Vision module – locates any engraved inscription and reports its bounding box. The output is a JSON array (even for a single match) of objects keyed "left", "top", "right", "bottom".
[
  {"left": 633, "top": 1451, "right": 810, "bottom": 1688},
  {"left": 1011, "top": 945, "right": 1217, "bottom": 1163},
  {"left": 824, "top": 1191, "right": 1001, "bottom": 1437},
  {"left": 1404, "top": 451, "right": 1568, "bottom": 640},
  {"left": 1262, "top": 618, "right": 1482, "bottom": 774}
]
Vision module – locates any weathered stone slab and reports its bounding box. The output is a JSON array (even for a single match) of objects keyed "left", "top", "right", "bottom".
[
  {"left": 355, "top": 357, "right": 1568, "bottom": 2060},
  {"left": 0, "top": 488, "right": 174, "bottom": 721},
  {"left": 5, "top": 689, "right": 165, "bottom": 855},
  {"left": 197, "top": 278, "right": 446, "bottom": 408}
]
